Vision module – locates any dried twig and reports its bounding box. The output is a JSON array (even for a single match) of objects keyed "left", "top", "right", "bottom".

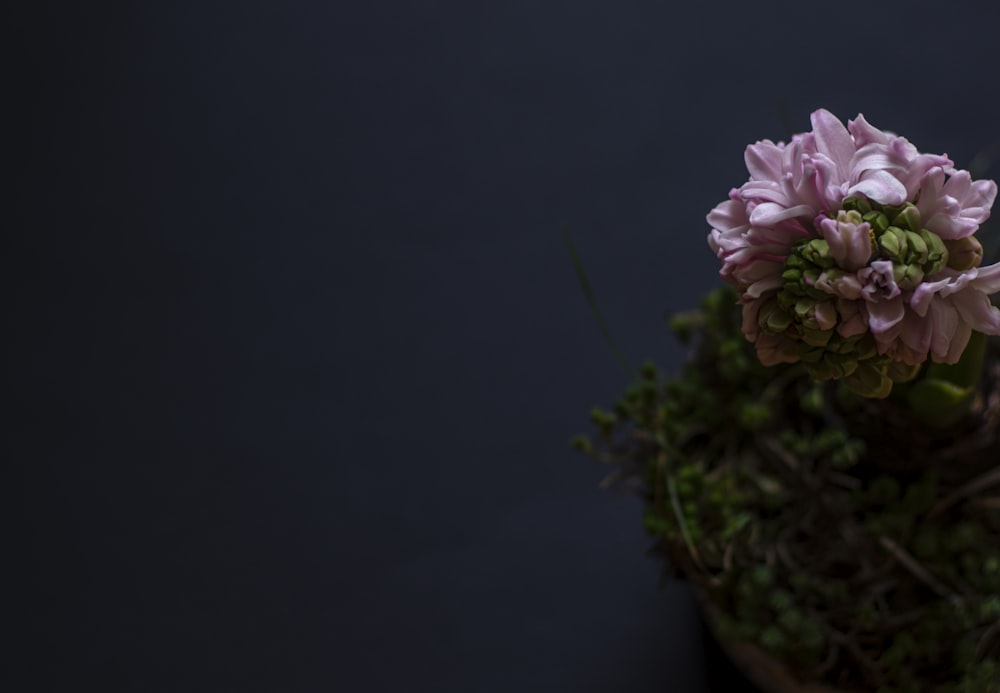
[
  {"left": 878, "top": 536, "right": 962, "bottom": 607},
  {"left": 928, "top": 466, "right": 1000, "bottom": 517}
]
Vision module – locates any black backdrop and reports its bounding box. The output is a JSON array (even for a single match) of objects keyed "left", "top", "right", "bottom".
[{"left": 12, "top": 1, "right": 1000, "bottom": 691}]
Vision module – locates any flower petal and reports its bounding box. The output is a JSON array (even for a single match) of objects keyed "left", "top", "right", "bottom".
[
  {"left": 847, "top": 170, "right": 907, "bottom": 205},
  {"left": 706, "top": 195, "right": 748, "bottom": 233},
  {"left": 836, "top": 299, "right": 868, "bottom": 337},
  {"left": 754, "top": 333, "right": 800, "bottom": 365},
  {"left": 943, "top": 321, "right": 972, "bottom": 363},
  {"left": 909, "top": 276, "right": 954, "bottom": 316},
  {"left": 749, "top": 202, "right": 814, "bottom": 226},
  {"left": 819, "top": 214, "right": 872, "bottom": 271},
  {"left": 969, "top": 261, "right": 1000, "bottom": 294},
  {"left": 810, "top": 109, "right": 854, "bottom": 180},
  {"left": 951, "top": 290, "right": 1000, "bottom": 335},
  {"left": 867, "top": 295, "right": 905, "bottom": 334},
  {"left": 847, "top": 113, "right": 890, "bottom": 147},
  {"left": 745, "top": 140, "right": 784, "bottom": 182},
  {"left": 927, "top": 299, "right": 959, "bottom": 362}
]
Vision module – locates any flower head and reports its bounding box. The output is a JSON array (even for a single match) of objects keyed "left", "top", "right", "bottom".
[{"left": 708, "top": 109, "right": 1000, "bottom": 396}]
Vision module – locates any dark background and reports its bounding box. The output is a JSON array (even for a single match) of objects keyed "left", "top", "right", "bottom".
[{"left": 12, "top": 2, "right": 1000, "bottom": 691}]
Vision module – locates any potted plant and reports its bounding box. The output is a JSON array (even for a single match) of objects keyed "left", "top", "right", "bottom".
[{"left": 573, "top": 110, "right": 1000, "bottom": 692}]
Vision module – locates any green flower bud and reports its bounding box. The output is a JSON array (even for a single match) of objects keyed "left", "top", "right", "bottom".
[
  {"left": 825, "top": 332, "right": 865, "bottom": 355},
  {"left": 801, "top": 327, "right": 833, "bottom": 347},
  {"left": 918, "top": 228, "right": 948, "bottom": 275},
  {"left": 878, "top": 226, "right": 907, "bottom": 261},
  {"left": 797, "top": 345, "right": 826, "bottom": 363},
  {"left": 842, "top": 196, "right": 872, "bottom": 214},
  {"left": 781, "top": 268, "right": 802, "bottom": 283},
  {"left": 862, "top": 210, "right": 890, "bottom": 234},
  {"left": 824, "top": 336, "right": 851, "bottom": 355},
  {"left": 801, "top": 269, "right": 829, "bottom": 300},
  {"left": 886, "top": 360, "right": 921, "bottom": 384},
  {"left": 782, "top": 283, "right": 805, "bottom": 298},
  {"left": 800, "top": 239, "right": 835, "bottom": 268},
  {"left": 902, "top": 229, "right": 928, "bottom": 265},
  {"left": 807, "top": 353, "right": 857, "bottom": 380},
  {"left": 758, "top": 299, "right": 793, "bottom": 334},
  {"left": 829, "top": 351, "right": 860, "bottom": 375},
  {"left": 792, "top": 299, "right": 811, "bottom": 319},
  {"left": 777, "top": 290, "right": 798, "bottom": 311},
  {"left": 892, "top": 262, "right": 924, "bottom": 291},
  {"left": 794, "top": 298, "right": 836, "bottom": 332},
  {"left": 892, "top": 203, "right": 922, "bottom": 233},
  {"left": 854, "top": 336, "right": 879, "bottom": 361},
  {"left": 784, "top": 254, "right": 808, "bottom": 271},
  {"left": 943, "top": 235, "right": 984, "bottom": 270},
  {"left": 844, "top": 362, "right": 893, "bottom": 399},
  {"left": 881, "top": 203, "right": 905, "bottom": 220}
]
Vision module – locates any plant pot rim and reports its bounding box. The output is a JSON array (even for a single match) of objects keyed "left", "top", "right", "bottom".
[{"left": 698, "top": 590, "right": 846, "bottom": 693}]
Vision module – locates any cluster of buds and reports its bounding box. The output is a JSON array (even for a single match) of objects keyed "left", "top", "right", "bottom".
[
  {"left": 708, "top": 110, "right": 1000, "bottom": 397},
  {"left": 755, "top": 198, "right": 986, "bottom": 395}
]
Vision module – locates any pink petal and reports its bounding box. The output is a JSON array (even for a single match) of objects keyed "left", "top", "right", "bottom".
[
  {"left": 740, "top": 179, "right": 796, "bottom": 207},
  {"left": 745, "top": 141, "right": 784, "bottom": 182},
  {"left": 969, "top": 261, "right": 1000, "bottom": 294},
  {"left": 816, "top": 271, "right": 864, "bottom": 300},
  {"left": 815, "top": 301, "right": 838, "bottom": 330},
  {"left": 749, "top": 202, "right": 814, "bottom": 226},
  {"left": 936, "top": 269, "right": 976, "bottom": 297},
  {"left": 741, "top": 298, "right": 763, "bottom": 341},
  {"left": 916, "top": 167, "right": 946, "bottom": 220},
  {"left": 848, "top": 170, "right": 907, "bottom": 205},
  {"left": 836, "top": 299, "right": 868, "bottom": 337},
  {"left": 967, "top": 178, "right": 998, "bottom": 211},
  {"left": 746, "top": 220, "right": 811, "bottom": 245},
  {"left": 943, "top": 169, "right": 972, "bottom": 200},
  {"left": 897, "top": 309, "right": 933, "bottom": 358},
  {"left": 899, "top": 153, "right": 953, "bottom": 197},
  {"left": 867, "top": 295, "right": 905, "bottom": 334},
  {"left": 943, "top": 321, "right": 972, "bottom": 363},
  {"left": 958, "top": 178, "right": 998, "bottom": 226},
  {"left": 861, "top": 260, "right": 901, "bottom": 301},
  {"left": 746, "top": 275, "right": 783, "bottom": 298},
  {"left": 951, "top": 290, "right": 1000, "bottom": 335},
  {"left": 810, "top": 109, "right": 855, "bottom": 180},
  {"left": 909, "top": 277, "right": 954, "bottom": 316},
  {"left": 850, "top": 144, "right": 905, "bottom": 176},
  {"left": 706, "top": 197, "right": 749, "bottom": 233},
  {"left": 927, "top": 214, "right": 978, "bottom": 240},
  {"left": 731, "top": 259, "right": 785, "bottom": 285},
  {"left": 847, "top": 113, "right": 890, "bottom": 147},
  {"left": 927, "top": 300, "right": 959, "bottom": 361},
  {"left": 919, "top": 167, "right": 996, "bottom": 239},
  {"left": 818, "top": 215, "right": 872, "bottom": 271}
]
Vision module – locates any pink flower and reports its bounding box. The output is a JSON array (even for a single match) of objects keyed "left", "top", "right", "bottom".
[
  {"left": 819, "top": 211, "right": 872, "bottom": 271},
  {"left": 707, "top": 109, "right": 1000, "bottom": 388}
]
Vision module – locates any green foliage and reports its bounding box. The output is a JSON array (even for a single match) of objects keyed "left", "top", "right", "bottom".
[
  {"left": 901, "top": 331, "right": 987, "bottom": 429},
  {"left": 571, "top": 286, "right": 1000, "bottom": 691}
]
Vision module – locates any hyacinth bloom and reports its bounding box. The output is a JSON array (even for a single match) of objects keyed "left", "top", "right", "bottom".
[{"left": 707, "top": 109, "right": 1000, "bottom": 396}]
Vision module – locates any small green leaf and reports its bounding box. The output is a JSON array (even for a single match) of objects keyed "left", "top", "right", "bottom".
[{"left": 905, "top": 378, "right": 975, "bottom": 429}]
